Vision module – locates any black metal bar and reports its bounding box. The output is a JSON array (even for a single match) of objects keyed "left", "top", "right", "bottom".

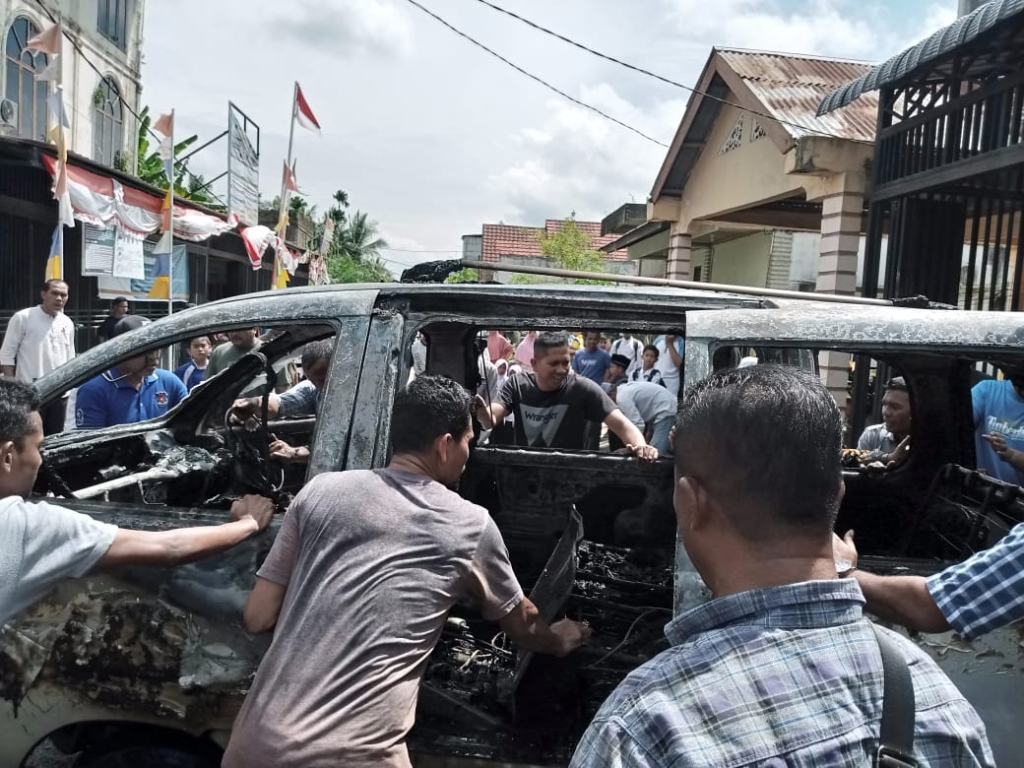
[
  {"left": 989, "top": 192, "right": 1009, "bottom": 310},
  {"left": 1012, "top": 169, "right": 1024, "bottom": 311},
  {"left": 964, "top": 193, "right": 983, "bottom": 310},
  {"left": 873, "top": 145, "right": 1024, "bottom": 202},
  {"left": 176, "top": 130, "right": 228, "bottom": 163},
  {"left": 862, "top": 202, "right": 885, "bottom": 298},
  {"left": 977, "top": 194, "right": 994, "bottom": 311}
]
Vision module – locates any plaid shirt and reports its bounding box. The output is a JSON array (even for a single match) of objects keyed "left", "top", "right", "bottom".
[
  {"left": 927, "top": 521, "right": 1024, "bottom": 640},
  {"left": 570, "top": 580, "right": 993, "bottom": 768}
]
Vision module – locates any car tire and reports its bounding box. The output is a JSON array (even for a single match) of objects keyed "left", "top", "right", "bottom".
[{"left": 75, "top": 745, "right": 220, "bottom": 768}]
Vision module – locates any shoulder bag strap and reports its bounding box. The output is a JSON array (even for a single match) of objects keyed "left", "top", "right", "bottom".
[{"left": 871, "top": 624, "right": 918, "bottom": 768}]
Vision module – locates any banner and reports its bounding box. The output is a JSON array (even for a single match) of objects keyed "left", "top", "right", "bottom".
[
  {"left": 81, "top": 224, "right": 147, "bottom": 279},
  {"left": 226, "top": 103, "right": 260, "bottom": 227},
  {"left": 97, "top": 242, "right": 188, "bottom": 302}
]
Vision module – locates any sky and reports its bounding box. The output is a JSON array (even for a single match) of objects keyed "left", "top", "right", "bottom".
[{"left": 142, "top": 0, "right": 958, "bottom": 276}]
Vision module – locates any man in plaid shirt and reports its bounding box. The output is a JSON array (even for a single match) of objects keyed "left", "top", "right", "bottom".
[
  {"left": 571, "top": 365, "right": 992, "bottom": 767},
  {"left": 836, "top": 524, "right": 1024, "bottom": 640}
]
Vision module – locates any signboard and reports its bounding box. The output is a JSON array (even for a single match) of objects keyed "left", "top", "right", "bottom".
[
  {"left": 97, "top": 241, "right": 189, "bottom": 302},
  {"left": 82, "top": 225, "right": 147, "bottom": 279},
  {"left": 226, "top": 102, "right": 260, "bottom": 227}
]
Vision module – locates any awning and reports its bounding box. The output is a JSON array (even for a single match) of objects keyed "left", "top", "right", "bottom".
[
  {"left": 42, "top": 155, "right": 239, "bottom": 242},
  {"left": 817, "top": 0, "right": 1024, "bottom": 115}
]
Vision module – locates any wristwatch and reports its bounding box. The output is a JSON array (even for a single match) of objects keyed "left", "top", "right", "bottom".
[{"left": 835, "top": 559, "right": 856, "bottom": 578}]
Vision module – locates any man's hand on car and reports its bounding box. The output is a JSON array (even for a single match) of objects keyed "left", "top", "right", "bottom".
[
  {"left": 270, "top": 437, "right": 307, "bottom": 464},
  {"left": 550, "top": 618, "right": 594, "bottom": 657},
  {"left": 229, "top": 494, "right": 275, "bottom": 532},
  {"left": 229, "top": 397, "right": 262, "bottom": 431},
  {"left": 627, "top": 443, "right": 659, "bottom": 463}
]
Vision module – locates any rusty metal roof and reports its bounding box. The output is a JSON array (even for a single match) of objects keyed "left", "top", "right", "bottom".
[{"left": 718, "top": 49, "right": 879, "bottom": 142}]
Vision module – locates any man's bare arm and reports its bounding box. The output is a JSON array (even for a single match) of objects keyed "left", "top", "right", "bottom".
[
  {"left": 852, "top": 570, "right": 951, "bottom": 633},
  {"left": 498, "top": 597, "right": 592, "bottom": 657},
  {"left": 96, "top": 495, "right": 273, "bottom": 569},
  {"left": 474, "top": 395, "right": 508, "bottom": 430},
  {"left": 664, "top": 336, "right": 683, "bottom": 367},
  {"left": 605, "top": 410, "right": 658, "bottom": 461},
  {"left": 244, "top": 577, "right": 288, "bottom": 634}
]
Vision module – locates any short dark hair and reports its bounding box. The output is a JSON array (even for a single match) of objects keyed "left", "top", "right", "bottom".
[
  {"left": 0, "top": 379, "right": 41, "bottom": 444},
  {"left": 534, "top": 331, "right": 570, "bottom": 359},
  {"left": 112, "top": 297, "right": 129, "bottom": 307},
  {"left": 675, "top": 365, "right": 842, "bottom": 539},
  {"left": 643, "top": 344, "right": 659, "bottom": 358},
  {"left": 41, "top": 279, "right": 67, "bottom": 293},
  {"left": 189, "top": 335, "right": 212, "bottom": 346},
  {"left": 884, "top": 376, "right": 907, "bottom": 392},
  {"left": 391, "top": 375, "right": 473, "bottom": 454},
  {"left": 301, "top": 339, "right": 333, "bottom": 369}
]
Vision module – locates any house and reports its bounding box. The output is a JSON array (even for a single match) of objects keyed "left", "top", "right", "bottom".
[
  {"left": 612, "top": 48, "right": 879, "bottom": 302},
  {"left": 464, "top": 218, "right": 637, "bottom": 281},
  {"left": 1, "top": 0, "right": 142, "bottom": 169}
]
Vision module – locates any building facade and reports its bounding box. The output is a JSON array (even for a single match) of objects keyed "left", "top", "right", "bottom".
[{"left": 1, "top": 0, "right": 143, "bottom": 170}]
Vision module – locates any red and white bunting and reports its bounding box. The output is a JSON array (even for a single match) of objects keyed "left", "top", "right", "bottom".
[{"left": 295, "top": 84, "right": 321, "bottom": 135}]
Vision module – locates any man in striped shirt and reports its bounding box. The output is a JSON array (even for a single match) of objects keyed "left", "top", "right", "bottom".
[{"left": 571, "top": 365, "right": 992, "bottom": 767}]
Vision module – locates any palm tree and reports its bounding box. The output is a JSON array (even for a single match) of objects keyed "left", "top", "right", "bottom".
[
  {"left": 327, "top": 210, "right": 392, "bottom": 283},
  {"left": 336, "top": 211, "right": 388, "bottom": 261}
]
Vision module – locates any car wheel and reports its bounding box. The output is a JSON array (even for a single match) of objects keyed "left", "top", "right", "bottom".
[{"left": 75, "top": 745, "right": 220, "bottom": 768}]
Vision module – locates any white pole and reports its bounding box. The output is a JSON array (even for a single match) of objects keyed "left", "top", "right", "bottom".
[
  {"left": 167, "top": 107, "right": 175, "bottom": 318},
  {"left": 274, "top": 82, "right": 298, "bottom": 287}
]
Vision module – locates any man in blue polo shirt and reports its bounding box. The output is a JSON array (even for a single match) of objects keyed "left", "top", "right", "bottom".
[{"left": 75, "top": 316, "right": 187, "bottom": 429}]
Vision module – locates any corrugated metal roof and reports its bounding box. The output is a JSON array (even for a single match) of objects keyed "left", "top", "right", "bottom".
[
  {"left": 818, "top": 0, "right": 1024, "bottom": 115},
  {"left": 718, "top": 49, "right": 878, "bottom": 142}
]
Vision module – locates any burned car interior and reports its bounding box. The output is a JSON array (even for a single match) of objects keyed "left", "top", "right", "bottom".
[{"left": 35, "top": 323, "right": 337, "bottom": 514}]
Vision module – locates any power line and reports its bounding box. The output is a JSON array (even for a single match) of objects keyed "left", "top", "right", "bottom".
[
  {"left": 472, "top": 0, "right": 860, "bottom": 143},
  {"left": 31, "top": 0, "right": 228, "bottom": 207},
  {"left": 402, "top": 0, "right": 667, "bottom": 148}
]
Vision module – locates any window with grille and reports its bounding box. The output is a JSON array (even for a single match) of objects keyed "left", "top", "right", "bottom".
[
  {"left": 4, "top": 16, "right": 50, "bottom": 141},
  {"left": 93, "top": 76, "right": 123, "bottom": 168}
]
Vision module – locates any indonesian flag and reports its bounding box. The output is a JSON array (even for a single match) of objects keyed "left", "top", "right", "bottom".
[
  {"left": 153, "top": 112, "right": 174, "bottom": 138},
  {"left": 282, "top": 160, "right": 299, "bottom": 192},
  {"left": 26, "top": 22, "right": 61, "bottom": 55},
  {"left": 295, "top": 84, "right": 321, "bottom": 135}
]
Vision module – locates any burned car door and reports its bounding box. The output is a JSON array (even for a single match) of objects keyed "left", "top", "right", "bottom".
[
  {"left": 1, "top": 290, "right": 377, "bottom": 766},
  {"left": 681, "top": 304, "right": 1024, "bottom": 766}
]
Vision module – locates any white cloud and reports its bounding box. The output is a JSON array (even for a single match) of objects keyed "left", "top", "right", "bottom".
[{"left": 276, "top": 0, "right": 415, "bottom": 59}]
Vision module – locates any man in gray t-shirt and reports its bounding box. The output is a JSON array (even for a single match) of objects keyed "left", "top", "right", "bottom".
[
  {"left": 0, "top": 380, "right": 274, "bottom": 627},
  {"left": 224, "top": 376, "right": 592, "bottom": 768}
]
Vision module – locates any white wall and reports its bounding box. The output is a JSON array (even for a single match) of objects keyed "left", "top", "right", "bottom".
[
  {"left": 708, "top": 232, "right": 772, "bottom": 287},
  {"left": 1, "top": 0, "right": 144, "bottom": 169}
]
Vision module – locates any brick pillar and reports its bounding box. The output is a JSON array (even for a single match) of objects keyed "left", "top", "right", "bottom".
[
  {"left": 666, "top": 231, "right": 692, "bottom": 280},
  {"left": 815, "top": 180, "right": 864, "bottom": 409}
]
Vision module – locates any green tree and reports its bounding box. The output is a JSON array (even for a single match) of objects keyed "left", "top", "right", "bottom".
[
  {"left": 536, "top": 214, "right": 607, "bottom": 284},
  {"left": 446, "top": 268, "right": 479, "bottom": 284},
  {"left": 134, "top": 106, "right": 215, "bottom": 205}
]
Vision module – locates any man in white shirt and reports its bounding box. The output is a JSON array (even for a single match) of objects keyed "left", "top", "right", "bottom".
[
  {"left": 610, "top": 335, "right": 643, "bottom": 377},
  {"left": 652, "top": 333, "right": 685, "bottom": 396},
  {"left": 1, "top": 280, "right": 77, "bottom": 433}
]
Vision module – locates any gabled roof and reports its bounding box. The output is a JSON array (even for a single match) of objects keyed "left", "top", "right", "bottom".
[
  {"left": 481, "top": 220, "right": 627, "bottom": 262},
  {"left": 819, "top": 0, "right": 1024, "bottom": 115},
  {"left": 652, "top": 48, "right": 877, "bottom": 200}
]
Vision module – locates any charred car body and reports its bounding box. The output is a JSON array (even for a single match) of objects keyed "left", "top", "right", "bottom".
[{"left": 0, "top": 284, "right": 1021, "bottom": 766}]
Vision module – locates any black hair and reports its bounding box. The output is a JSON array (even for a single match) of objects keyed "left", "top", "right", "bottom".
[
  {"left": 41, "top": 279, "right": 67, "bottom": 293},
  {"left": 675, "top": 364, "right": 842, "bottom": 539},
  {"left": 534, "top": 331, "right": 570, "bottom": 359},
  {"left": 884, "top": 376, "right": 907, "bottom": 392},
  {"left": 112, "top": 297, "right": 129, "bottom": 307},
  {"left": 0, "top": 379, "right": 41, "bottom": 444},
  {"left": 643, "top": 344, "right": 659, "bottom": 358},
  {"left": 391, "top": 375, "right": 473, "bottom": 454},
  {"left": 189, "top": 335, "right": 212, "bottom": 346},
  {"left": 301, "top": 339, "right": 333, "bottom": 369}
]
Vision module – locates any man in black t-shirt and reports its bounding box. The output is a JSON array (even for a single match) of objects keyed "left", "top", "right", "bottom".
[{"left": 475, "top": 331, "right": 658, "bottom": 460}]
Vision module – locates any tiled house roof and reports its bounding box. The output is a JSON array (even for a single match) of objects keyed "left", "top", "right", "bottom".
[{"left": 481, "top": 220, "right": 628, "bottom": 263}]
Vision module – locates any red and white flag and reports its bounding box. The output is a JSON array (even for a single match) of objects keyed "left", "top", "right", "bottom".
[
  {"left": 153, "top": 112, "right": 174, "bottom": 138},
  {"left": 26, "top": 22, "right": 61, "bottom": 55},
  {"left": 282, "top": 160, "right": 299, "bottom": 192},
  {"left": 295, "top": 84, "right": 321, "bottom": 135}
]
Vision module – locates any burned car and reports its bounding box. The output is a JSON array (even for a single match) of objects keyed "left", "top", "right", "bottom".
[{"left": 1, "top": 284, "right": 1021, "bottom": 766}]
